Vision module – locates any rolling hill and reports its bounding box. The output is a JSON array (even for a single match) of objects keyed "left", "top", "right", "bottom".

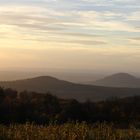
[
  {"left": 1, "top": 75, "right": 140, "bottom": 101},
  {"left": 86, "top": 73, "right": 140, "bottom": 88}
]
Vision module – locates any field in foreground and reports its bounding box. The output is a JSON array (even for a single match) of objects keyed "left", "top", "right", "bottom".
[{"left": 0, "top": 123, "right": 140, "bottom": 140}]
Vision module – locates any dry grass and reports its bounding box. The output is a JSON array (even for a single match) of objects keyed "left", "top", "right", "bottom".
[{"left": 0, "top": 122, "right": 140, "bottom": 140}]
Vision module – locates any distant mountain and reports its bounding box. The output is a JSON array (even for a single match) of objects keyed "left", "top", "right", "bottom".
[
  {"left": 87, "top": 73, "right": 140, "bottom": 88},
  {"left": 0, "top": 71, "right": 103, "bottom": 83},
  {"left": 1, "top": 75, "right": 140, "bottom": 101}
]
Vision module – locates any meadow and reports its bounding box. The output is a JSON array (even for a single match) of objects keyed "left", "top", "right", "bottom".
[{"left": 0, "top": 122, "right": 140, "bottom": 140}]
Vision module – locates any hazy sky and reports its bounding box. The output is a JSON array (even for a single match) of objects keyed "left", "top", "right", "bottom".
[{"left": 0, "top": 0, "right": 140, "bottom": 73}]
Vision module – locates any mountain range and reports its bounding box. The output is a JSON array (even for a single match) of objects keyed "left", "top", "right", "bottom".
[{"left": 0, "top": 73, "right": 140, "bottom": 101}]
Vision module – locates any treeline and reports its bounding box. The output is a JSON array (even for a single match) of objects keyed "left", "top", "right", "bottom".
[{"left": 0, "top": 87, "right": 140, "bottom": 125}]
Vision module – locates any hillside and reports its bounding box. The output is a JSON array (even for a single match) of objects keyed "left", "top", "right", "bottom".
[
  {"left": 86, "top": 73, "right": 140, "bottom": 88},
  {"left": 1, "top": 76, "right": 140, "bottom": 101}
]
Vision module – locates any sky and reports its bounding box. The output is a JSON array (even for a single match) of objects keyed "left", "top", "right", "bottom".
[{"left": 0, "top": 0, "right": 140, "bottom": 73}]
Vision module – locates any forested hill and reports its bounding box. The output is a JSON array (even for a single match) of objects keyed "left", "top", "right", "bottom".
[{"left": 1, "top": 87, "right": 140, "bottom": 125}]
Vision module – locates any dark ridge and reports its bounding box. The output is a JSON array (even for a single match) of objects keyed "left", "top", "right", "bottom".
[{"left": 1, "top": 75, "right": 140, "bottom": 102}]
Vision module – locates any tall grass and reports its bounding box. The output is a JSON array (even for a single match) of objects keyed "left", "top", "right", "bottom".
[{"left": 0, "top": 122, "right": 139, "bottom": 140}]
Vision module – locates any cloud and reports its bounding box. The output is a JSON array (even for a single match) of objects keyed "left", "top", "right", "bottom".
[
  {"left": 0, "top": 2, "right": 139, "bottom": 51},
  {"left": 129, "top": 37, "right": 140, "bottom": 41},
  {"left": 127, "top": 11, "right": 140, "bottom": 21},
  {"left": 0, "top": 0, "right": 139, "bottom": 73}
]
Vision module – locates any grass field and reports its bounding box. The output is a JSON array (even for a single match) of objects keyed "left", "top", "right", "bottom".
[{"left": 0, "top": 122, "right": 140, "bottom": 140}]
